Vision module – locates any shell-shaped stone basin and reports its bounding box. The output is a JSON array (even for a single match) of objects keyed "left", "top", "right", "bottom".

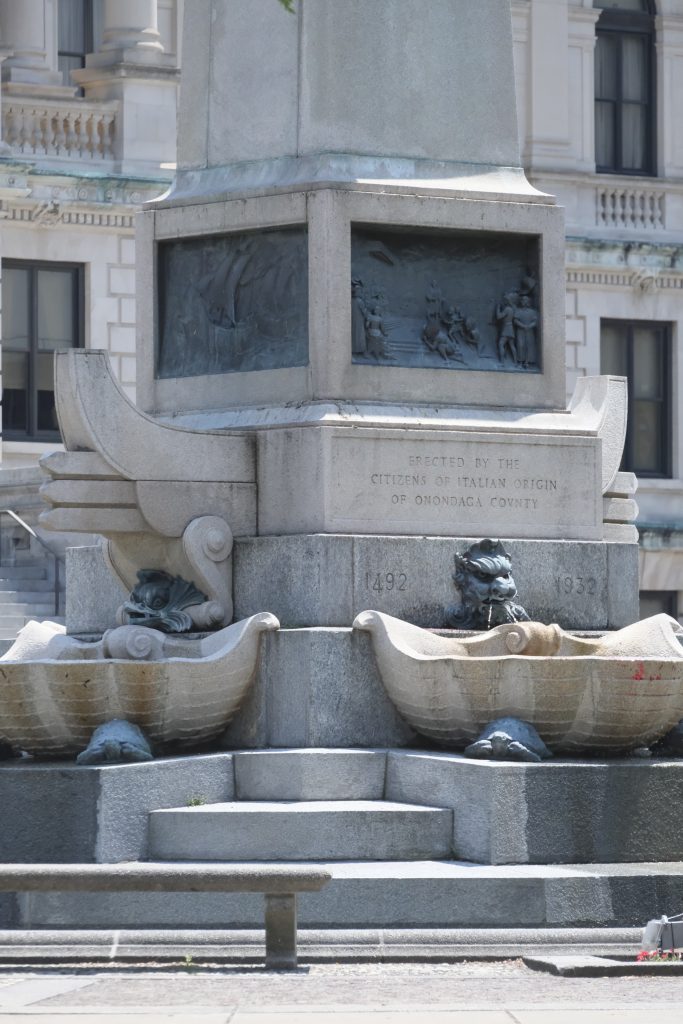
[
  {"left": 0, "top": 612, "right": 279, "bottom": 758},
  {"left": 353, "top": 611, "right": 683, "bottom": 752}
]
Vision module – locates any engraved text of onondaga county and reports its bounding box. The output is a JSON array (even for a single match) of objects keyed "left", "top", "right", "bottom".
[{"left": 157, "top": 228, "right": 308, "bottom": 378}]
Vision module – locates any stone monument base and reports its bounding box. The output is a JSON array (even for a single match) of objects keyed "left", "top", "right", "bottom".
[
  {"left": 1, "top": 750, "right": 682, "bottom": 932},
  {"left": 66, "top": 535, "right": 639, "bottom": 634}
]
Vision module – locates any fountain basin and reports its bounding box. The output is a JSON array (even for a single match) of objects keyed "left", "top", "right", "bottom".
[
  {"left": 0, "top": 612, "right": 279, "bottom": 758},
  {"left": 354, "top": 612, "right": 683, "bottom": 752}
]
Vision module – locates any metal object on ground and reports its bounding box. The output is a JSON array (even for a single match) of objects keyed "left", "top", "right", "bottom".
[{"left": 642, "top": 914, "right": 683, "bottom": 953}]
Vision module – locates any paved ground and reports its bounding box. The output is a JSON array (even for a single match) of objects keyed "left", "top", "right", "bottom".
[{"left": 0, "top": 961, "right": 683, "bottom": 1022}]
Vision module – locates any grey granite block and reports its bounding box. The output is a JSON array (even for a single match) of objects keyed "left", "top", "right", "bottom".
[
  {"left": 234, "top": 534, "right": 354, "bottom": 628},
  {"left": 0, "top": 764, "right": 100, "bottom": 864},
  {"left": 65, "top": 545, "right": 126, "bottom": 635},
  {"left": 234, "top": 750, "right": 387, "bottom": 801},
  {"left": 221, "top": 629, "right": 418, "bottom": 750},
  {"left": 385, "top": 752, "right": 683, "bottom": 865},
  {"left": 233, "top": 535, "right": 639, "bottom": 630},
  {"left": 95, "top": 755, "right": 235, "bottom": 861},
  {"left": 0, "top": 754, "right": 235, "bottom": 865}
]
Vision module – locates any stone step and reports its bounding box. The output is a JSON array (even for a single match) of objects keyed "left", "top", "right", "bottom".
[
  {"left": 0, "top": 591, "right": 59, "bottom": 604},
  {"left": 148, "top": 801, "right": 453, "bottom": 862},
  {"left": 0, "top": 579, "right": 54, "bottom": 592},
  {"left": 0, "top": 616, "right": 30, "bottom": 630},
  {"left": 0, "top": 604, "right": 58, "bottom": 616},
  {"left": 0, "top": 926, "right": 646, "bottom": 962},
  {"left": 9, "top": 861, "right": 683, "bottom": 930},
  {"left": 0, "top": 567, "right": 49, "bottom": 581},
  {"left": 233, "top": 749, "right": 386, "bottom": 801}
]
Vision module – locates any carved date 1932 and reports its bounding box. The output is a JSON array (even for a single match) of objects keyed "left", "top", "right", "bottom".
[{"left": 555, "top": 576, "right": 597, "bottom": 596}]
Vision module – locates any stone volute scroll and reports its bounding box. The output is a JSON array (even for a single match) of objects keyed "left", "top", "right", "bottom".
[{"left": 39, "top": 349, "right": 256, "bottom": 629}]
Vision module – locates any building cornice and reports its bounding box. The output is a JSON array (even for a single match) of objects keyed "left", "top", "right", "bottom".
[{"left": 0, "top": 162, "right": 168, "bottom": 229}]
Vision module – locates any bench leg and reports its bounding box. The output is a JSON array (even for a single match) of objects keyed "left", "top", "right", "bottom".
[{"left": 264, "top": 892, "right": 297, "bottom": 969}]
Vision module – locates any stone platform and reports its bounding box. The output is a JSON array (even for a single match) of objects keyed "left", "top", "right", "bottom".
[
  {"left": 2, "top": 749, "right": 683, "bottom": 933},
  {"left": 3, "top": 750, "right": 682, "bottom": 867},
  {"left": 5, "top": 861, "right": 682, "bottom": 932},
  {"left": 233, "top": 535, "right": 638, "bottom": 630}
]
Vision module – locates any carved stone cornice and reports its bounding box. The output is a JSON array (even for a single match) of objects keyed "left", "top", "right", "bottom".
[{"left": 0, "top": 164, "right": 167, "bottom": 228}]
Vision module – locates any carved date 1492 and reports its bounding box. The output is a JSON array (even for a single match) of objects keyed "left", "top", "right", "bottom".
[{"left": 365, "top": 572, "right": 408, "bottom": 593}]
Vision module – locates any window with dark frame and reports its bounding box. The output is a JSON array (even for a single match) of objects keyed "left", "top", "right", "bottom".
[
  {"left": 639, "top": 590, "right": 679, "bottom": 620},
  {"left": 594, "top": 0, "right": 656, "bottom": 176},
  {"left": 2, "top": 261, "right": 84, "bottom": 441},
  {"left": 58, "top": 0, "right": 94, "bottom": 90},
  {"left": 600, "top": 319, "right": 671, "bottom": 478}
]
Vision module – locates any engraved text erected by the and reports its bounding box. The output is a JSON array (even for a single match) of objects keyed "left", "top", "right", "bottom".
[{"left": 329, "top": 433, "right": 601, "bottom": 540}]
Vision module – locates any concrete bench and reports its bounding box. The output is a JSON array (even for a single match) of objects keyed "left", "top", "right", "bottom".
[{"left": 0, "top": 863, "right": 332, "bottom": 969}]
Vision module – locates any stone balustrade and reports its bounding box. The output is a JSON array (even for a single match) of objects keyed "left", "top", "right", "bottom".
[
  {"left": 596, "top": 184, "right": 666, "bottom": 231},
  {"left": 3, "top": 97, "right": 118, "bottom": 162}
]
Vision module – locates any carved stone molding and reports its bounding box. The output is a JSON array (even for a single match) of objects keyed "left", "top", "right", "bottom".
[{"left": 566, "top": 268, "right": 683, "bottom": 290}]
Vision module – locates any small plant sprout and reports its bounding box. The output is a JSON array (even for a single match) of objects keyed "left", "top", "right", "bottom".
[{"left": 186, "top": 795, "right": 207, "bottom": 807}]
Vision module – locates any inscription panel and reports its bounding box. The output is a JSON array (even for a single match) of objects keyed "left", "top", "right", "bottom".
[{"left": 328, "top": 432, "right": 601, "bottom": 540}]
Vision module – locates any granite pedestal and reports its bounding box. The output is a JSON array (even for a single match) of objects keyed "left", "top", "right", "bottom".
[
  {"left": 2, "top": 750, "right": 683, "bottom": 932},
  {"left": 66, "top": 535, "right": 639, "bottom": 635}
]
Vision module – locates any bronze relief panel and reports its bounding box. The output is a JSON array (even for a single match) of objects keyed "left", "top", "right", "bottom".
[
  {"left": 157, "top": 227, "right": 308, "bottom": 379},
  {"left": 351, "top": 227, "right": 541, "bottom": 373}
]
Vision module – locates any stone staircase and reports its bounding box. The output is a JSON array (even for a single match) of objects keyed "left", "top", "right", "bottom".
[
  {"left": 3, "top": 748, "right": 683, "bottom": 933},
  {"left": 149, "top": 751, "right": 451, "bottom": 863},
  {"left": 0, "top": 563, "right": 64, "bottom": 641}
]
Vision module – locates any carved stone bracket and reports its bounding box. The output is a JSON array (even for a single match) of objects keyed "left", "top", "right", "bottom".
[
  {"left": 102, "top": 516, "right": 234, "bottom": 630},
  {"left": 39, "top": 350, "right": 256, "bottom": 629}
]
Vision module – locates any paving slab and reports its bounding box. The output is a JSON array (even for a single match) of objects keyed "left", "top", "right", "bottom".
[
  {"left": 524, "top": 954, "right": 683, "bottom": 977},
  {"left": 511, "top": 1013, "right": 683, "bottom": 1024},
  {"left": 230, "top": 1013, "right": 513, "bottom": 1023},
  {"left": 0, "top": 1017, "right": 232, "bottom": 1023},
  {"left": 0, "top": 976, "right": 94, "bottom": 1006}
]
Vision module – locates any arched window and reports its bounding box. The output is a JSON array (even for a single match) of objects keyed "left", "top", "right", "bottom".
[{"left": 594, "top": 1, "right": 656, "bottom": 175}]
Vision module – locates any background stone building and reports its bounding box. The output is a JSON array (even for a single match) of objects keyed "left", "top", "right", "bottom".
[
  {"left": 513, "top": 0, "right": 683, "bottom": 620},
  {"left": 0, "top": 0, "right": 181, "bottom": 632},
  {"left": 0, "top": 0, "right": 680, "bottom": 629}
]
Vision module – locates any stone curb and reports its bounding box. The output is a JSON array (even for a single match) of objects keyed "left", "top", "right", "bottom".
[{"left": 0, "top": 927, "right": 642, "bottom": 965}]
